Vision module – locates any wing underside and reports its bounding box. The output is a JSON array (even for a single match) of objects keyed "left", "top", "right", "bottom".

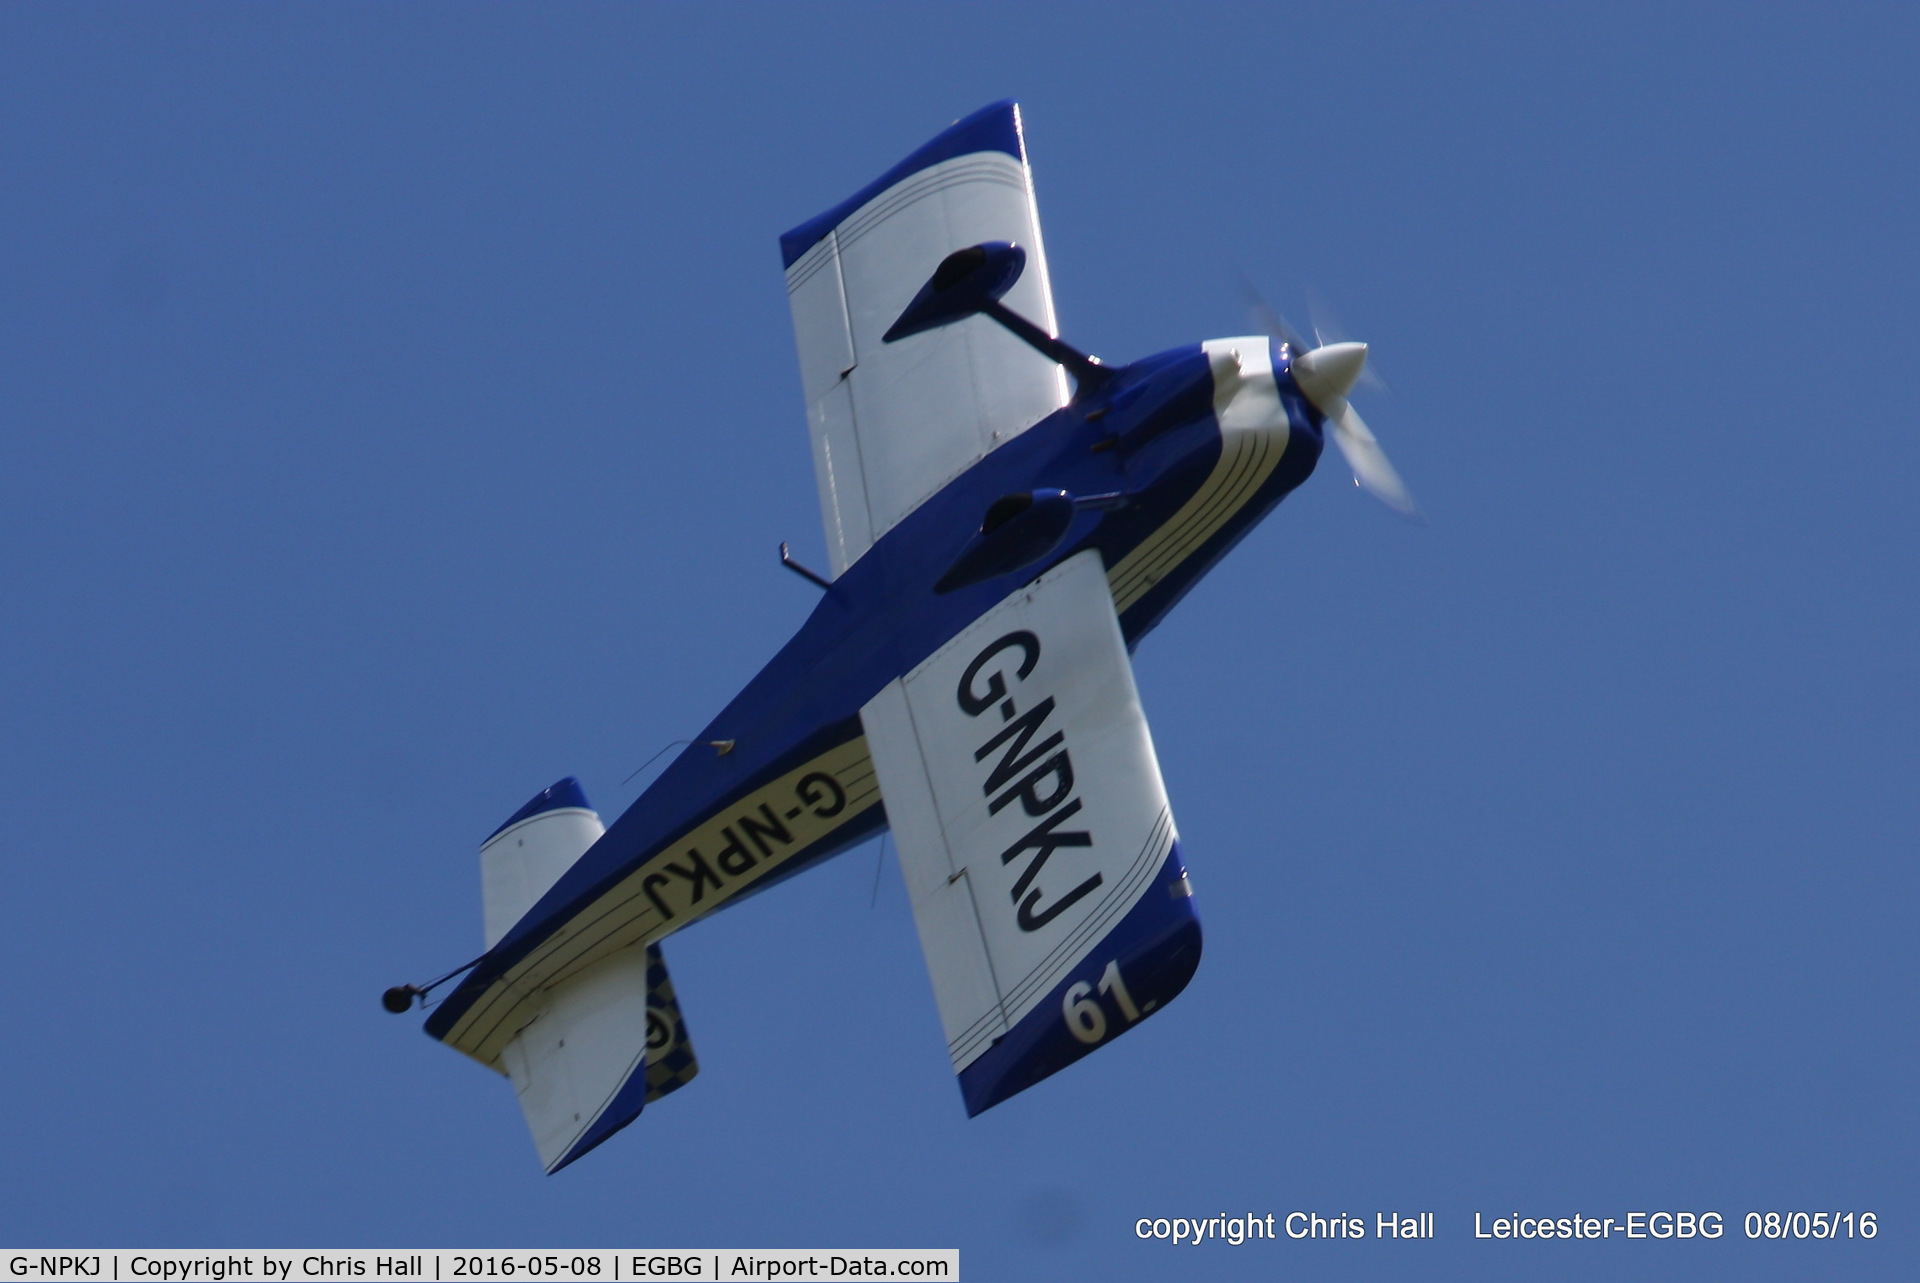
[
  {"left": 783, "top": 101, "right": 1069, "bottom": 576},
  {"left": 860, "top": 550, "right": 1202, "bottom": 1114}
]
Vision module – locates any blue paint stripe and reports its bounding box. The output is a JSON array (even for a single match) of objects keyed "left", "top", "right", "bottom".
[
  {"left": 778, "top": 101, "right": 1024, "bottom": 269},
  {"left": 486, "top": 777, "right": 592, "bottom": 843}
]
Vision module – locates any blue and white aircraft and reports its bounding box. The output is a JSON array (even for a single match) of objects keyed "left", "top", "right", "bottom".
[{"left": 391, "top": 101, "right": 1416, "bottom": 1173}]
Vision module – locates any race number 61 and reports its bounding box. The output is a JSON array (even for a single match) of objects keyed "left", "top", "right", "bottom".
[{"left": 1063, "top": 959, "right": 1140, "bottom": 1044}]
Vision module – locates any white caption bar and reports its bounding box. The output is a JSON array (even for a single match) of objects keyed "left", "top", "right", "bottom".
[{"left": 0, "top": 1252, "right": 959, "bottom": 1283}]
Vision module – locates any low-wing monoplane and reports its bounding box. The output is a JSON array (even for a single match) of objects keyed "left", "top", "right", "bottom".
[{"left": 389, "top": 101, "right": 1415, "bottom": 1172}]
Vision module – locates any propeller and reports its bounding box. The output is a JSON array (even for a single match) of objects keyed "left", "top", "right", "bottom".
[{"left": 1240, "top": 283, "right": 1422, "bottom": 521}]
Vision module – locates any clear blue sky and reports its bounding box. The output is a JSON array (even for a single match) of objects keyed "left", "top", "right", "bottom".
[{"left": 1, "top": 4, "right": 1913, "bottom": 1279}]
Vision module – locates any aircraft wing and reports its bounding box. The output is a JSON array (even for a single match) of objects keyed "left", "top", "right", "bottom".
[
  {"left": 861, "top": 549, "right": 1202, "bottom": 1115},
  {"left": 781, "top": 100, "right": 1069, "bottom": 576}
]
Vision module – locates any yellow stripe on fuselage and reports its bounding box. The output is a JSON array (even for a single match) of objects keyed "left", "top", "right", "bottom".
[
  {"left": 445, "top": 736, "right": 879, "bottom": 1067},
  {"left": 1106, "top": 422, "right": 1287, "bottom": 614}
]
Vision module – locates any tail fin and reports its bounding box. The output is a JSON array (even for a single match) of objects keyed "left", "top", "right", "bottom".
[
  {"left": 642, "top": 945, "right": 699, "bottom": 1105},
  {"left": 476, "top": 778, "right": 700, "bottom": 1173}
]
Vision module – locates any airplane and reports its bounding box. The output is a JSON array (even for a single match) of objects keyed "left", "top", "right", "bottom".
[{"left": 386, "top": 100, "right": 1416, "bottom": 1173}]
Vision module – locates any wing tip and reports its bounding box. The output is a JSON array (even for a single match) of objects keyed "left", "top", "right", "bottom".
[
  {"left": 779, "top": 100, "right": 1026, "bottom": 270},
  {"left": 958, "top": 846, "right": 1203, "bottom": 1117}
]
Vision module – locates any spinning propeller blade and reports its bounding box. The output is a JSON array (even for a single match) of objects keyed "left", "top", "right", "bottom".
[
  {"left": 1329, "top": 395, "right": 1420, "bottom": 520},
  {"left": 1241, "top": 284, "right": 1421, "bottom": 521},
  {"left": 1235, "top": 272, "right": 1309, "bottom": 354}
]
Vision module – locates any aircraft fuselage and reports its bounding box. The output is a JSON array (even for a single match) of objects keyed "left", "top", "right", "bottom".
[{"left": 425, "top": 336, "right": 1324, "bottom": 1059}]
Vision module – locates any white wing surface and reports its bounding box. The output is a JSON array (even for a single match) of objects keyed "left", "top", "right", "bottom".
[
  {"left": 860, "top": 550, "right": 1201, "bottom": 1113},
  {"left": 782, "top": 101, "right": 1069, "bottom": 576}
]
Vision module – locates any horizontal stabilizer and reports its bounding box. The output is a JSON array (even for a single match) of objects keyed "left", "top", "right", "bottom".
[
  {"left": 473, "top": 780, "right": 700, "bottom": 1172},
  {"left": 503, "top": 940, "right": 698, "bottom": 1173},
  {"left": 481, "top": 777, "right": 603, "bottom": 950}
]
